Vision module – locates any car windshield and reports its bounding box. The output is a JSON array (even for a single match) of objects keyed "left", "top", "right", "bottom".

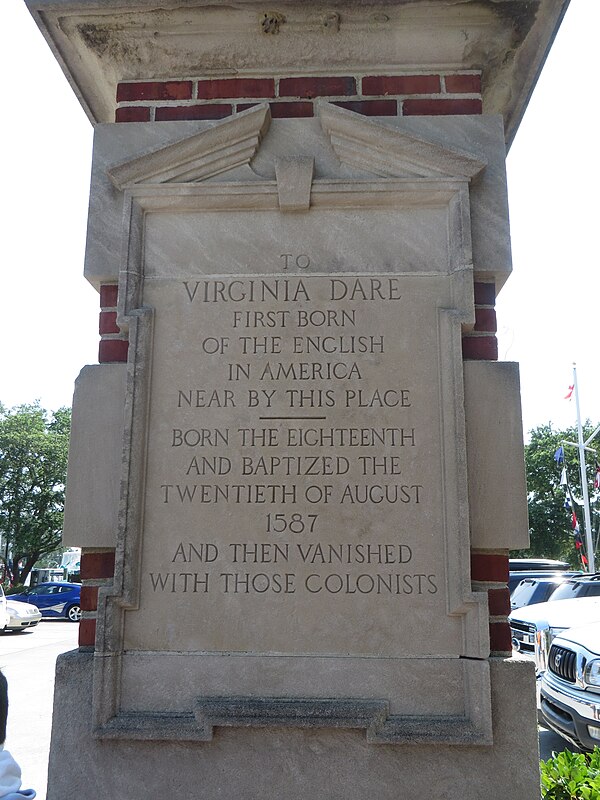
[
  {"left": 511, "top": 581, "right": 540, "bottom": 608},
  {"left": 549, "top": 582, "right": 584, "bottom": 601}
]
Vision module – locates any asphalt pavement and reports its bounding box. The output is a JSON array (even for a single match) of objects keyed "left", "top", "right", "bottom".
[
  {"left": 0, "top": 623, "right": 584, "bottom": 798},
  {"left": 0, "top": 620, "right": 78, "bottom": 800}
]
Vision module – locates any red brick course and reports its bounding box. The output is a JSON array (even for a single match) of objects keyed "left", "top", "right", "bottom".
[
  {"left": 80, "top": 586, "right": 99, "bottom": 613},
  {"left": 98, "top": 338, "right": 129, "bottom": 364},
  {"left": 115, "top": 106, "right": 151, "bottom": 123},
  {"left": 80, "top": 551, "right": 116, "bottom": 581},
  {"left": 473, "top": 282, "right": 496, "bottom": 305},
  {"left": 78, "top": 618, "right": 96, "bottom": 648},
  {"left": 197, "top": 78, "right": 275, "bottom": 100},
  {"left": 471, "top": 552, "right": 509, "bottom": 583},
  {"left": 155, "top": 104, "right": 232, "bottom": 121},
  {"left": 334, "top": 99, "right": 397, "bottom": 116},
  {"left": 363, "top": 74, "right": 440, "bottom": 95},
  {"left": 489, "top": 621, "right": 513, "bottom": 654},
  {"left": 100, "top": 284, "right": 119, "bottom": 308},
  {"left": 99, "top": 311, "right": 120, "bottom": 336},
  {"left": 269, "top": 102, "right": 314, "bottom": 118},
  {"left": 279, "top": 76, "right": 355, "bottom": 98},
  {"left": 487, "top": 588, "right": 511, "bottom": 617},
  {"left": 444, "top": 74, "right": 482, "bottom": 93},
  {"left": 462, "top": 335, "right": 499, "bottom": 361},
  {"left": 238, "top": 101, "right": 315, "bottom": 117},
  {"left": 116, "top": 72, "right": 483, "bottom": 122},
  {"left": 474, "top": 307, "right": 497, "bottom": 333},
  {"left": 403, "top": 98, "right": 482, "bottom": 116},
  {"left": 117, "top": 81, "right": 192, "bottom": 102}
]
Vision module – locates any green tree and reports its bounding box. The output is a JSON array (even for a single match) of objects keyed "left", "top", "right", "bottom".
[
  {"left": 513, "top": 421, "right": 600, "bottom": 565},
  {"left": 0, "top": 403, "right": 70, "bottom": 586}
]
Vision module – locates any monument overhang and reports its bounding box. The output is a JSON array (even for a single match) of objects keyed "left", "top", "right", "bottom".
[{"left": 25, "top": 0, "right": 569, "bottom": 145}]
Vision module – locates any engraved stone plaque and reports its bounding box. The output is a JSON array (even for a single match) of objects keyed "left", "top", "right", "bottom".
[{"left": 93, "top": 105, "right": 492, "bottom": 744}]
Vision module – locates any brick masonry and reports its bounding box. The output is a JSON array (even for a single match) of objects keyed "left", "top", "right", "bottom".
[
  {"left": 115, "top": 72, "right": 482, "bottom": 122},
  {"left": 79, "top": 550, "right": 116, "bottom": 648},
  {"left": 463, "top": 282, "right": 498, "bottom": 362},
  {"left": 471, "top": 550, "right": 512, "bottom": 657},
  {"left": 98, "top": 283, "right": 128, "bottom": 364}
]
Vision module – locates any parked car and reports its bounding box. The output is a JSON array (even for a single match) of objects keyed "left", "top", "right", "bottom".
[
  {"left": 0, "top": 584, "right": 8, "bottom": 630},
  {"left": 509, "top": 596, "right": 600, "bottom": 673},
  {"left": 540, "top": 621, "right": 600, "bottom": 750},
  {"left": 3, "top": 600, "right": 42, "bottom": 632},
  {"left": 509, "top": 558, "right": 572, "bottom": 572},
  {"left": 508, "top": 558, "right": 575, "bottom": 594},
  {"left": 9, "top": 582, "right": 81, "bottom": 622},
  {"left": 510, "top": 576, "right": 576, "bottom": 610},
  {"left": 545, "top": 574, "right": 600, "bottom": 602},
  {"left": 509, "top": 570, "right": 581, "bottom": 594}
]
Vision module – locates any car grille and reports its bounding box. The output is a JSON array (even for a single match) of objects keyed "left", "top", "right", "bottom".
[
  {"left": 548, "top": 643, "right": 577, "bottom": 683},
  {"left": 510, "top": 620, "right": 536, "bottom": 653}
]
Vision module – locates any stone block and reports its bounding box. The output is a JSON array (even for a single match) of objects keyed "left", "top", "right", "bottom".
[
  {"left": 47, "top": 652, "right": 540, "bottom": 800},
  {"left": 63, "top": 364, "right": 126, "bottom": 548},
  {"left": 464, "top": 361, "right": 529, "bottom": 550}
]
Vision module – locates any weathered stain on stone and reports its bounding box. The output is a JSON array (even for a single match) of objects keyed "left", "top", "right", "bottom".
[
  {"left": 487, "top": 0, "right": 539, "bottom": 41},
  {"left": 77, "top": 21, "right": 140, "bottom": 65},
  {"left": 78, "top": 23, "right": 111, "bottom": 56},
  {"left": 261, "top": 11, "right": 286, "bottom": 34}
]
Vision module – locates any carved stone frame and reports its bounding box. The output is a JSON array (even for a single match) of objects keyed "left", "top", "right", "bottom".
[{"left": 92, "top": 103, "right": 493, "bottom": 745}]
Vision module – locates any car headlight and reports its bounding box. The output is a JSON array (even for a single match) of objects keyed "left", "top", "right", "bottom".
[
  {"left": 585, "top": 660, "right": 600, "bottom": 687},
  {"left": 536, "top": 627, "right": 567, "bottom": 672}
]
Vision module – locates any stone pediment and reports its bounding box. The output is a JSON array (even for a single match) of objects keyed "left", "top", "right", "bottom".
[
  {"left": 318, "top": 102, "right": 487, "bottom": 180},
  {"left": 108, "top": 101, "right": 485, "bottom": 192},
  {"left": 108, "top": 104, "right": 271, "bottom": 189}
]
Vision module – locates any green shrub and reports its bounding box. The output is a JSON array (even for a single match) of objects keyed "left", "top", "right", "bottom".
[{"left": 541, "top": 748, "right": 600, "bottom": 799}]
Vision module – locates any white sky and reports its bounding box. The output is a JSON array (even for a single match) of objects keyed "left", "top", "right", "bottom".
[{"left": 0, "top": 1, "right": 597, "bottom": 435}]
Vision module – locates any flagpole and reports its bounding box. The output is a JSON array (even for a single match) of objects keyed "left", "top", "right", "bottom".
[{"left": 573, "top": 363, "right": 595, "bottom": 573}]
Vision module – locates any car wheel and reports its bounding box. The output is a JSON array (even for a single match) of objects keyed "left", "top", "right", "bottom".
[{"left": 66, "top": 605, "right": 81, "bottom": 622}]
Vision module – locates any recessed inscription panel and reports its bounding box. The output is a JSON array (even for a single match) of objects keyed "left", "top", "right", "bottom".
[
  {"left": 143, "top": 208, "right": 450, "bottom": 277},
  {"left": 123, "top": 268, "right": 464, "bottom": 657}
]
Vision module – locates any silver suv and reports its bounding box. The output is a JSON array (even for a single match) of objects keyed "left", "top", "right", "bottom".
[
  {"left": 540, "top": 622, "right": 600, "bottom": 751},
  {"left": 509, "top": 596, "right": 600, "bottom": 672}
]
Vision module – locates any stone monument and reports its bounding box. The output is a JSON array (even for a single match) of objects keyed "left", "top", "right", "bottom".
[{"left": 25, "top": 1, "right": 569, "bottom": 797}]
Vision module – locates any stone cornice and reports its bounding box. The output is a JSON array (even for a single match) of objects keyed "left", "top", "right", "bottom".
[{"left": 25, "top": 0, "right": 569, "bottom": 145}]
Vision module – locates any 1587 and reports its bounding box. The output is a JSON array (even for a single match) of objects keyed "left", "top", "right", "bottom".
[{"left": 266, "top": 513, "right": 318, "bottom": 534}]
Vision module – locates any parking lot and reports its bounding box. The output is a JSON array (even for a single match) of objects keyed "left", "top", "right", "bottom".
[{"left": 0, "top": 621, "right": 78, "bottom": 799}]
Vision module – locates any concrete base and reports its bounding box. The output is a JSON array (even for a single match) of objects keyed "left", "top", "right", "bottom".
[{"left": 48, "top": 652, "right": 540, "bottom": 799}]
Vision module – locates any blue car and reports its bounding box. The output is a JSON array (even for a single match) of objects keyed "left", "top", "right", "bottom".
[{"left": 10, "top": 582, "right": 81, "bottom": 622}]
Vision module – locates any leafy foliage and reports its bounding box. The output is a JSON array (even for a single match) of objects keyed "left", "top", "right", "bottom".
[
  {"left": 541, "top": 748, "right": 600, "bottom": 799},
  {"left": 513, "top": 422, "right": 600, "bottom": 565},
  {"left": 0, "top": 403, "right": 70, "bottom": 586}
]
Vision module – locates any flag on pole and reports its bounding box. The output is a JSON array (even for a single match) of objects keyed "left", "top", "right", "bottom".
[
  {"left": 564, "top": 493, "right": 571, "bottom": 511},
  {"left": 560, "top": 467, "right": 568, "bottom": 486},
  {"left": 594, "top": 464, "right": 600, "bottom": 491},
  {"left": 571, "top": 509, "right": 589, "bottom": 567},
  {"left": 554, "top": 446, "right": 564, "bottom": 464},
  {"left": 564, "top": 385, "right": 575, "bottom": 400}
]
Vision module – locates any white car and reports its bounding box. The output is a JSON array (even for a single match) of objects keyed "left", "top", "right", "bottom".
[
  {"left": 3, "top": 599, "right": 42, "bottom": 632},
  {"left": 0, "top": 585, "right": 7, "bottom": 630}
]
